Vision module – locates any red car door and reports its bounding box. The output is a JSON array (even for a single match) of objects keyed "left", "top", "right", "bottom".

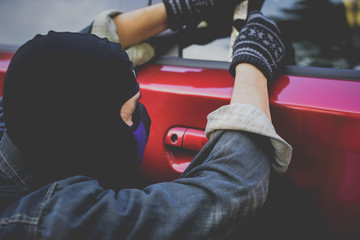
[{"left": 136, "top": 0, "right": 360, "bottom": 238}]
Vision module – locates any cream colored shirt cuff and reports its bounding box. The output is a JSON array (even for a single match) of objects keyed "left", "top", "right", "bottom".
[{"left": 206, "top": 104, "right": 292, "bottom": 173}]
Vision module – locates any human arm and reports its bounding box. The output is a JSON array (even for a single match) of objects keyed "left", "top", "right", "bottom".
[
  {"left": 206, "top": 10, "right": 291, "bottom": 172},
  {"left": 112, "top": 3, "right": 168, "bottom": 49},
  {"left": 112, "top": 0, "right": 237, "bottom": 48},
  {"left": 84, "top": 1, "right": 238, "bottom": 66},
  {"left": 32, "top": 129, "right": 270, "bottom": 240}
]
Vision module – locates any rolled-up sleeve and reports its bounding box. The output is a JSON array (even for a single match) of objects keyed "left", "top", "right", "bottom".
[{"left": 205, "top": 103, "right": 292, "bottom": 173}]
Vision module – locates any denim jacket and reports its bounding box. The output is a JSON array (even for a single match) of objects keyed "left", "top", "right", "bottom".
[{"left": 0, "top": 96, "right": 292, "bottom": 240}]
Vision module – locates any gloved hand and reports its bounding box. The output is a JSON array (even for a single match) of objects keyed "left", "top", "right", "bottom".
[
  {"left": 229, "top": 10, "right": 286, "bottom": 81},
  {"left": 163, "top": 0, "right": 240, "bottom": 31}
]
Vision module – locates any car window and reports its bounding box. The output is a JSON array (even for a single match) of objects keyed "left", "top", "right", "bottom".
[
  {"left": 266, "top": 0, "right": 360, "bottom": 70},
  {"left": 1, "top": 0, "right": 359, "bottom": 70},
  {"left": 180, "top": 0, "right": 360, "bottom": 70}
]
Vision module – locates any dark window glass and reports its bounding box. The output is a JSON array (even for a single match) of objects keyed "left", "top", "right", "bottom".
[
  {"left": 182, "top": 0, "right": 360, "bottom": 70},
  {"left": 264, "top": 0, "right": 360, "bottom": 70}
]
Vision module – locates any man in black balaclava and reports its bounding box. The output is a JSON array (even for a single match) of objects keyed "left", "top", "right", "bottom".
[{"left": 3, "top": 31, "right": 151, "bottom": 190}]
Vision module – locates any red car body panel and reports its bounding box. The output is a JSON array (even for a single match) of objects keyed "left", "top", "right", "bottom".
[
  {"left": 136, "top": 62, "right": 360, "bottom": 236},
  {"left": 1, "top": 50, "right": 359, "bottom": 237},
  {"left": 271, "top": 75, "right": 360, "bottom": 235}
]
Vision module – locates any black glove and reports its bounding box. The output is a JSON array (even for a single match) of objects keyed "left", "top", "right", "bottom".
[
  {"left": 229, "top": 10, "right": 286, "bottom": 81},
  {"left": 163, "top": 0, "right": 239, "bottom": 31}
]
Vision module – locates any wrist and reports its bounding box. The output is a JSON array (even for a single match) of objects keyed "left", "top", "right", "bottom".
[
  {"left": 229, "top": 52, "right": 272, "bottom": 80},
  {"left": 235, "top": 63, "right": 267, "bottom": 85}
]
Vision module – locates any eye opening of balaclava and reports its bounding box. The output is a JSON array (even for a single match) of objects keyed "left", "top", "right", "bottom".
[{"left": 3, "top": 31, "right": 148, "bottom": 190}]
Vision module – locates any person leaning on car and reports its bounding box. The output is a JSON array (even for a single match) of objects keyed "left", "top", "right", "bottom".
[{"left": 0, "top": 1, "right": 292, "bottom": 239}]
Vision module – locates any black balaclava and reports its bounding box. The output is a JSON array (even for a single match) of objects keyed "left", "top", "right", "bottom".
[{"left": 3, "top": 31, "right": 145, "bottom": 190}]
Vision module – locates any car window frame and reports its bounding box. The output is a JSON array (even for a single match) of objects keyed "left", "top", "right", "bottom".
[{"left": 152, "top": 56, "right": 360, "bottom": 82}]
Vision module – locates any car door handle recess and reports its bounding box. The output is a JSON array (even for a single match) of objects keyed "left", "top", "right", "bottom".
[{"left": 164, "top": 127, "right": 208, "bottom": 151}]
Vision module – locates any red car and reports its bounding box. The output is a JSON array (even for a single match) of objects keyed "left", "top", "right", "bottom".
[{"left": 0, "top": 0, "right": 359, "bottom": 238}]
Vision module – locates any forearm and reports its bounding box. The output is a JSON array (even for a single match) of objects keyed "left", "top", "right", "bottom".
[
  {"left": 113, "top": 3, "right": 169, "bottom": 49},
  {"left": 230, "top": 63, "right": 271, "bottom": 121}
]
